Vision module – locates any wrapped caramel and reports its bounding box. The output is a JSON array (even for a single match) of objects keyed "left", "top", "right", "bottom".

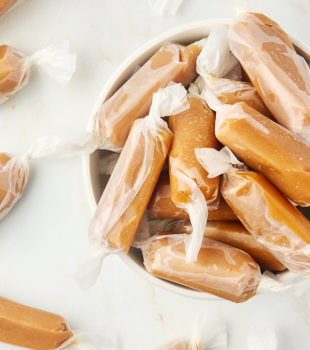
[
  {"left": 0, "top": 297, "right": 73, "bottom": 350},
  {"left": 142, "top": 233, "right": 262, "bottom": 302},
  {"left": 229, "top": 12, "right": 310, "bottom": 139},
  {"left": 0, "top": 42, "right": 76, "bottom": 104},
  {"left": 169, "top": 96, "right": 219, "bottom": 262},
  {"left": 92, "top": 42, "right": 201, "bottom": 151},
  {"left": 148, "top": 172, "right": 237, "bottom": 221},
  {"left": 196, "top": 147, "right": 310, "bottom": 276},
  {"left": 81, "top": 83, "right": 188, "bottom": 287},
  {"left": 172, "top": 221, "right": 285, "bottom": 271},
  {"left": 0, "top": 0, "right": 23, "bottom": 17}
]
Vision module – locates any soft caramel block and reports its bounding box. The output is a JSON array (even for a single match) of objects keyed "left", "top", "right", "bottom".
[
  {"left": 206, "top": 77, "right": 271, "bottom": 116},
  {"left": 169, "top": 97, "right": 219, "bottom": 206},
  {"left": 94, "top": 43, "right": 201, "bottom": 149},
  {"left": 229, "top": 12, "right": 310, "bottom": 136},
  {"left": 221, "top": 171, "right": 310, "bottom": 276},
  {"left": 0, "top": 153, "right": 28, "bottom": 220},
  {"left": 0, "top": 0, "right": 17, "bottom": 16},
  {"left": 0, "top": 45, "right": 30, "bottom": 102},
  {"left": 148, "top": 173, "right": 237, "bottom": 221},
  {"left": 173, "top": 221, "right": 285, "bottom": 271},
  {"left": 142, "top": 234, "right": 261, "bottom": 302},
  {"left": 0, "top": 297, "right": 73, "bottom": 350},
  {"left": 216, "top": 102, "right": 310, "bottom": 206},
  {"left": 89, "top": 119, "right": 172, "bottom": 252}
]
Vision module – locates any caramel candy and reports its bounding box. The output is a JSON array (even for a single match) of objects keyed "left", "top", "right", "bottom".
[
  {"left": 173, "top": 221, "right": 285, "bottom": 271},
  {"left": 229, "top": 12, "right": 310, "bottom": 137},
  {"left": 0, "top": 297, "right": 73, "bottom": 350},
  {"left": 0, "top": 153, "right": 28, "bottom": 220},
  {"left": 216, "top": 102, "right": 310, "bottom": 206},
  {"left": 169, "top": 97, "right": 219, "bottom": 206},
  {"left": 148, "top": 173, "right": 237, "bottom": 221},
  {"left": 94, "top": 43, "right": 201, "bottom": 150},
  {"left": 0, "top": 0, "right": 17, "bottom": 16},
  {"left": 206, "top": 77, "right": 271, "bottom": 116},
  {"left": 0, "top": 45, "right": 30, "bottom": 103},
  {"left": 142, "top": 234, "right": 261, "bottom": 302},
  {"left": 221, "top": 171, "right": 310, "bottom": 276}
]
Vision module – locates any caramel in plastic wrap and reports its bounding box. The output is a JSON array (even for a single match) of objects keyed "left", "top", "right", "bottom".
[
  {"left": 221, "top": 170, "right": 310, "bottom": 276},
  {"left": 148, "top": 173, "right": 237, "bottom": 221},
  {"left": 142, "top": 234, "right": 261, "bottom": 302},
  {"left": 169, "top": 96, "right": 219, "bottom": 206},
  {"left": 89, "top": 84, "right": 188, "bottom": 254},
  {"left": 229, "top": 12, "right": 310, "bottom": 139},
  {"left": 93, "top": 43, "right": 201, "bottom": 151},
  {"left": 173, "top": 221, "right": 285, "bottom": 271},
  {"left": 0, "top": 297, "right": 73, "bottom": 350},
  {"left": 216, "top": 102, "right": 310, "bottom": 206},
  {"left": 0, "top": 153, "right": 28, "bottom": 220}
]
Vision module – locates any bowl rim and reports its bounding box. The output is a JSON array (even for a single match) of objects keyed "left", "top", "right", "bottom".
[{"left": 82, "top": 18, "right": 310, "bottom": 301}]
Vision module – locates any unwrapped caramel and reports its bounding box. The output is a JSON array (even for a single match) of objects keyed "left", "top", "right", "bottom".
[
  {"left": 172, "top": 221, "right": 285, "bottom": 271},
  {"left": 169, "top": 96, "right": 219, "bottom": 206},
  {"left": 229, "top": 12, "right": 310, "bottom": 138},
  {"left": 0, "top": 297, "right": 73, "bottom": 350},
  {"left": 148, "top": 173, "right": 237, "bottom": 221},
  {"left": 142, "top": 234, "right": 261, "bottom": 302},
  {"left": 93, "top": 43, "right": 201, "bottom": 150},
  {"left": 0, "top": 153, "right": 28, "bottom": 220},
  {"left": 221, "top": 171, "right": 310, "bottom": 276},
  {"left": 216, "top": 102, "right": 310, "bottom": 206}
]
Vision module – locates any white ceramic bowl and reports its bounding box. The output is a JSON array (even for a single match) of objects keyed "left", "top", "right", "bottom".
[{"left": 83, "top": 19, "right": 310, "bottom": 300}]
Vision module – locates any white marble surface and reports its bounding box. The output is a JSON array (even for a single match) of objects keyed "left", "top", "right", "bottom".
[{"left": 0, "top": 0, "right": 310, "bottom": 349}]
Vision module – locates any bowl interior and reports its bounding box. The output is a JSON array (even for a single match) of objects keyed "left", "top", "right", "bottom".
[{"left": 85, "top": 19, "right": 310, "bottom": 300}]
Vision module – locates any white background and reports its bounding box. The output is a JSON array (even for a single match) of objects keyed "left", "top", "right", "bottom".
[{"left": 0, "top": 0, "right": 310, "bottom": 349}]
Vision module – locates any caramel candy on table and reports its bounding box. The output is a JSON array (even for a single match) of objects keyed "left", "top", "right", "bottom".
[
  {"left": 229, "top": 12, "right": 310, "bottom": 137},
  {"left": 169, "top": 97, "right": 219, "bottom": 207},
  {"left": 0, "top": 0, "right": 17, "bottom": 16},
  {"left": 0, "top": 45, "right": 30, "bottom": 103},
  {"left": 89, "top": 120, "right": 172, "bottom": 252},
  {"left": 148, "top": 173, "right": 237, "bottom": 221},
  {"left": 94, "top": 43, "right": 201, "bottom": 150},
  {"left": 173, "top": 220, "right": 285, "bottom": 271},
  {"left": 142, "top": 234, "right": 261, "bottom": 303},
  {"left": 216, "top": 102, "right": 310, "bottom": 206},
  {"left": 206, "top": 76, "right": 271, "bottom": 117},
  {"left": 0, "top": 153, "right": 28, "bottom": 220},
  {"left": 221, "top": 171, "right": 310, "bottom": 276},
  {"left": 0, "top": 297, "right": 73, "bottom": 350}
]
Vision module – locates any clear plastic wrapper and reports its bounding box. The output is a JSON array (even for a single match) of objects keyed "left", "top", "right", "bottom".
[
  {"left": 0, "top": 0, "right": 23, "bottom": 17},
  {"left": 142, "top": 233, "right": 262, "bottom": 303},
  {"left": 92, "top": 42, "right": 201, "bottom": 151},
  {"left": 154, "top": 316, "right": 227, "bottom": 350},
  {"left": 148, "top": 172, "right": 238, "bottom": 221},
  {"left": 79, "top": 83, "right": 188, "bottom": 288},
  {"left": 169, "top": 96, "right": 219, "bottom": 262},
  {"left": 0, "top": 42, "right": 76, "bottom": 104},
  {"left": 228, "top": 12, "right": 310, "bottom": 140},
  {"left": 196, "top": 147, "right": 310, "bottom": 277},
  {"left": 172, "top": 220, "right": 285, "bottom": 272}
]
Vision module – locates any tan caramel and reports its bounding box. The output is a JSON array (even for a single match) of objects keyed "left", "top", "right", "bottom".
[
  {"left": 148, "top": 173, "right": 237, "bottom": 221},
  {"left": 0, "top": 297, "right": 73, "bottom": 350},
  {"left": 89, "top": 120, "right": 172, "bottom": 252},
  {"left": 169, "top": 97, "right": 219, "bottom": 206},
  {"left": 0, "top": 0, "right": 16, "bottom": 16},
  {"left": 216, "top": 102, "right": 310, "bottom": 206},
  {"left": 221, "top": 171, "right": 310, "bottom": 275},
  {"left": 95, "top": 43, "right": 201, "bottom": 149},
  {"left": 173, "top": 221, "right": 285, "bottom": 271},
  {"left": 229, "top": 12, "right": 310, "bottom": 136},
  {"left": 206, "top": 77, "right": 271, "bottom": 116},
  {"left": 142, "top": 234, "right": 261, "bottom": 302}
]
